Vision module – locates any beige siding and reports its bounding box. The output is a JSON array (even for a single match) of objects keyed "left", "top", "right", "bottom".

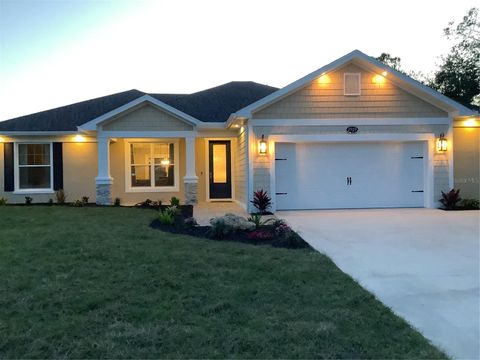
[
  {"left": 103, "top": 104, "right": 193, "bottom": 131},
  {"left": 251, "top": 124, "right": 451, "bottom": 207},
  {"left": 454, "top": 127, "right": 480, "bottom": 199},
  {"left": 0, "top": 142, "right": 97, "bottom": 204},
  {"left": 253, "top": 64, "right": 448, "bottom": 119},
  {"left": 109, "top": 138, "right": 186, "bottom": 205},
  {"left": 234, "top": 127, "right": 248, "bottom": 206}
]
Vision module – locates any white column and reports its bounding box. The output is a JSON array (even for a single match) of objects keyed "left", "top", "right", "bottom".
[
  {"left": 183, "top": 135, "right": 198, "bottom": 182},
  {"left": 183, "top": 135, "right": 198, "bottom": 205},
  {"left": 95, "top": 136, "right": 113, "bottom": 205}
]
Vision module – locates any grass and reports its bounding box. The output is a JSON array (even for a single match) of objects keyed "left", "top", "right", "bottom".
[{"left": 0, "top": 206, "right": 446, "bottom": 359}]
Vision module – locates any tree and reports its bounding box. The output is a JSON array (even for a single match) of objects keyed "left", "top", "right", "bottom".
[
  {"left": 430, "top": 7, "right": 480, "bottom": 107},
  {"left": 376, "top": 53, "right": 402, "bottom": 71}
]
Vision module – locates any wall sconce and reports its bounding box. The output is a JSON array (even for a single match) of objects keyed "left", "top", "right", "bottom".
[
  {"left": 436, "top": 133, "right": 447, "bottom": 152},
  {"left": 258, "top": 134, "right": 268, "bottom": 155},
  {"left": 74, "top": 134, "right": 86, "bottom": 142},
  {"left": 160, "top": 159, "right": 170, "bottom": 166}
]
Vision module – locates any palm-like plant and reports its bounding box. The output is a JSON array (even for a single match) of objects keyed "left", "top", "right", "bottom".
[{"left": 251, "top": 189, "right": 272, "bottom": 214}]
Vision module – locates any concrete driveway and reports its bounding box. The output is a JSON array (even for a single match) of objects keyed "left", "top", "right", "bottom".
[{"left": 280, "top": 209, "right": 479, "bottom": 359}]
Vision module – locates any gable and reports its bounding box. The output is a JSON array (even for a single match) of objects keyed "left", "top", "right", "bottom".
[
  {"left": 252, "top": 63, "right": 448, "bottom": 119},
  {"left": 102, "top": 103, "right": 194, "bottom": 131}
]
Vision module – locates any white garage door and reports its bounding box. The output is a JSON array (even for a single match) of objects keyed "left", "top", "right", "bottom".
[{"left": 275, "top": 142, "right": 424, "bottom": 210}]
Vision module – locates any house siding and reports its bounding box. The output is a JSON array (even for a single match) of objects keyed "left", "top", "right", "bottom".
[
  {"left": 453, "top": 127, "right": 480, "bottom": 199},
  {"left": 0, "top": 141, "right": 97, "bottom": 203},
  {"left": 103, "top": 104, "right": 193, "bottom": 131},
  {"left": 252, "top": 64, "right": 448, "bottom": 119},
  {"left": 234, "top": 127, "right": 248, "bottom": 207}
]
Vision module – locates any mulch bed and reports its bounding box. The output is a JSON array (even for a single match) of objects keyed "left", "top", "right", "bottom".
[{"left": 150, "top": 219, "right": 311, "bottom": 250}]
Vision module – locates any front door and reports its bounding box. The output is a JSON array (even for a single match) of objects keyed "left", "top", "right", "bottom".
[{"left": 209, "top": 140, "right": 232, "bottom": 199}]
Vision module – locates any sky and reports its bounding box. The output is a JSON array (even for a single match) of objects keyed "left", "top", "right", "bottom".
[{"left": 0, "top": 0, "right": 476, "bottom": 121}]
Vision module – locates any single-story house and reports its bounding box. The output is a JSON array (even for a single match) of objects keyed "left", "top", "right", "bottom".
[{"left": 1, "top": 50, "right": 478, "bottom": 212}]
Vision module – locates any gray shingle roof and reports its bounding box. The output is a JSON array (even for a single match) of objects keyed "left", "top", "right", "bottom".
[{"left": 0, "top": 82, "right": 278, "bottom": 131}]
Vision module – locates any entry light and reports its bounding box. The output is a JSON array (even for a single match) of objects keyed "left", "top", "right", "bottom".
[
  {"left": 436, "top": 133, "right": 447, "bottom": 152},
  {"left": 464, "top": 118, "right": 478, "bottom": 127},
  {"left": 160, "top": 159, "right": 170, "bottom": 166},
  {"left": 258, "top": 134, "right": 268, "bottom": 155}
]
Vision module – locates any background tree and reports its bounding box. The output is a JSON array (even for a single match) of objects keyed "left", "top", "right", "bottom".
[
  {"left": 376, "top": 53, "right": 403, "bottom": 71},
  {"left": 429, "top": 7, "right": 479, "bottom": 107}
]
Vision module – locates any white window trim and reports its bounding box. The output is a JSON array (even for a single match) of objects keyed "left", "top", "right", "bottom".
[
  {"left": 124, "top": 140, "right": 180, "bottom": 193},
  {"left": 13, "top": 142, "right": 54, "bottom": 194},
  {"left": 344, "top": 72, "right": 361, "bottom": 96}
]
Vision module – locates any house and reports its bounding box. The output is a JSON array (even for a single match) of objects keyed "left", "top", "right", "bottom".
[{"left": 1, "top": 50, "right": 478, "bottom": 212}]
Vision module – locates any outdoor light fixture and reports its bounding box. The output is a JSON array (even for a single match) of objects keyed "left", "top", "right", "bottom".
[
  {"left": 74, "top": 134, "right": 86, "bottom": 142},
  {"left": 160, "top": 159, "right": 170, "bottom": 166},
  {"left": 436, "top": 133, "right": 447, "bottom": 152},
  {"left": 258, "top": 134, "right": 268, "bottom": 155}
]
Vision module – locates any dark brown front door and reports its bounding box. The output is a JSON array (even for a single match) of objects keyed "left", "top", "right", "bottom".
[{"left": 209, "top": 140, "right": 232, "bottom": 199}]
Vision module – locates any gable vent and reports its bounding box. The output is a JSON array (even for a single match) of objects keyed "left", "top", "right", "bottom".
[{"left": 344, "top": 73, "right": 361, "bottom": 96}]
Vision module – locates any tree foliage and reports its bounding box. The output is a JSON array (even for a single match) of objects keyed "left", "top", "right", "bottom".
[
  {"left": 376, "top": 53, "right": 402, "bottom": 71},
  {"left": 430, "top": 7, "right": 480, "bottom": 107}
]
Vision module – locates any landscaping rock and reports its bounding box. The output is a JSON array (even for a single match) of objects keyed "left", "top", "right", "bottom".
[{"left": 209, "top": 213, "right": 255, "bottom": 232}]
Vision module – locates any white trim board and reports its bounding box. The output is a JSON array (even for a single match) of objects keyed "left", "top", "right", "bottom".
[
  {"left": 250, "top": 117, "right": 452, "bottom": 126},
  {"left": 98, "top": 130, "right": 197, "bottom": 138}
]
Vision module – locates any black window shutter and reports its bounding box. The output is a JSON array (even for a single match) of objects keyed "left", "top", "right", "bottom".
[
  {"left": 52, "top": 142, "right": 63, "bottom": 190},
  {"left": 3, "top": 142, "right": 14, "bottom": 192}
]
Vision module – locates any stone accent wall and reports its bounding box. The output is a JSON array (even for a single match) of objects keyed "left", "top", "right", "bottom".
[
  {"left": 184, "top": 182, "right": 198, "bottom": 205},
  {"left": 96, "top": 184, "right": 112, "bottom": 205}
]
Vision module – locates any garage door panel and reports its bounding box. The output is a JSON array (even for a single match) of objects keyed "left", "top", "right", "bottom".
[{"left": 275, "top": 142, "right": 424, "bottom": 210}]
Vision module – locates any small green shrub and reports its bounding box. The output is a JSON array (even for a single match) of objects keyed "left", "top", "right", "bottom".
[
  {"left": 55, "top": 189, "right": 66, "bottom": 204},
  {"left": 0, "top": 197, "right": 7, "bottom": 206},
  {"left": 81, "top": 196, "right": 89, "bottom": 205},
  {"left": 170, "top": 196, "right": 180, "bottom": 207},
  {"left": 72, "top": 199, "right": 84, "bottom": 207},
  {"left": 158, "top": 206, "right": 180, "bottom": 225},
  {"left": 460, "top": 198, "right": 480, "bottom": 210},
  {"left": 247, "top": 213, "right": 274, "bottom": 229},
  {"left": 114, "top": 198, "right": 121, "bottom": 207},
  {"left": 25, "top": 196, "right": 33, "bottom": 205}
]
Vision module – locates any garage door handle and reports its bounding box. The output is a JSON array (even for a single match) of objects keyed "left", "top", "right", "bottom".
[
  {"left": 411, "top": 190, "right": 424, "bottom": 193},
  {"left": 347, "top": 177, "right": 352, "bottom": 185},
  {"left": 276, "top": 192, "right": 287, "bottom": 195}
]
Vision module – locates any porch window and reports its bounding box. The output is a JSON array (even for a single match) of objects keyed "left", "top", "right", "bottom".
[
  {"left": 128, "top": 142, "right": 176, "bottom": 190},
  {"left": 17, "top": 143, "right": 52, "bottom": 190}
]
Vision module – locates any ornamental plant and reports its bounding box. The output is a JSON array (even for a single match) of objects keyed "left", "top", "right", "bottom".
[
  {"left": 439, "top": 189, "right": 462, "bottom": 210},
  {"left": 251, "top": 189, "right": 272, "bottom": 214}
]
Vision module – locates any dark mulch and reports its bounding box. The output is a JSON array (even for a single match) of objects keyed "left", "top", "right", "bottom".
[{"left": 150, "top": 219, "right": 311, "bottom": 250}]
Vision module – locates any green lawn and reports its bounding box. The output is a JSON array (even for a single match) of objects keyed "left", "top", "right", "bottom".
[{"left": 0, "top": 206, "right": 446, "bottom": 359}]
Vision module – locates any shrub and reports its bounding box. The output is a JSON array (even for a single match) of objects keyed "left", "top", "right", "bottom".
[
  {"left": 170, "top": 196, "right": 180, "bottom": 207},
  {"left": 72, "top": 199, "right": 84, "bottom": 207},
  {"left": 0, "top": 197, "right": 7, "bottom": 206},
  {"left": 159, "top": 206, "right": 179, "bottom": 225},
  {"left": 55, "top": 189, "right": 66, "bottom": 204},
  {"left": 81, "top": 196, "right": 89, "bottom": 205},
  {"left": 439, "top": 189, "right": 461, "bottom": 210},
  {"left": 251, "top": 189, "right": 272, "bottom": 214},
  {"left": 247, "top": 213, "right": 274, "bottom": 229},
  {"left": 114, "top": 198, "right": 121, "bottom": 207},
  {"left": 25, "top": 196, "right": 32, "bottom": 205},
  {"left": 460, "top": 198, "right": 480, "bottom": 210}
]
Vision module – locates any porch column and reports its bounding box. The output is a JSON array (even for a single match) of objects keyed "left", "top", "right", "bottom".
[
  {"left": 95, "top": 136, "right": 113, "bottom": 205},
  {"left": 183, "top": 135, "right": 198, "bottom": 205}
]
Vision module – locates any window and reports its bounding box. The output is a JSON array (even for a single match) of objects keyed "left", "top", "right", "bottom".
[
  {"left": 128, "top": 142, "right": 177, "bottom": 191},
  {"left": 344, "top": 73, "right": 361, "bottom": 96},
  {"left": 17, "top": 143, "right": 52, "bottom": 190}
]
